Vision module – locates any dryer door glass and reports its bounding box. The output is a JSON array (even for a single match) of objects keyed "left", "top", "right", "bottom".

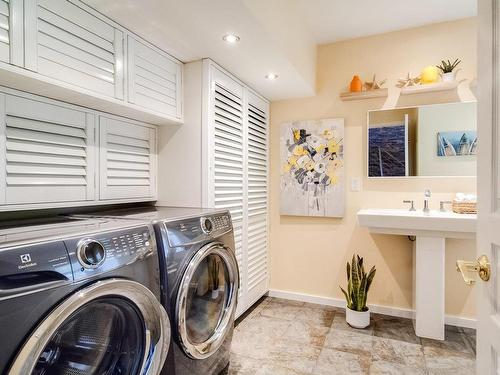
[
  {"left": 186, "top": 253, "right": 230, "bottom": 343},
  {"left": 177, "top": 243, "right": 239, "bottom": 359},
  {"left": 33, "top": 297, "right": 145, "bottom": 375}
]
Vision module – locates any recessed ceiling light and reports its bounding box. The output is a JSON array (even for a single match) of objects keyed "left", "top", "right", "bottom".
[
  {"left": 265, "top": 73, "right": 279, "bottom": 80},
  {"left": 222, "top": 33, "right": 240, "bottom": 44}
]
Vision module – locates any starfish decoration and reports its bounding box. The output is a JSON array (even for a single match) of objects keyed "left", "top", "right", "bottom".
[
  {"left": 364, "top": 74, "right": 387, "bottom": 91},
  {"left": 397, "top": 72, "right": 421, "bottom": 88}
]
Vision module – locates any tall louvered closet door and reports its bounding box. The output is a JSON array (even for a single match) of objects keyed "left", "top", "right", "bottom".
[
  {"left": 24, "top": 0, "right": 124, "bottom": 99},
  {"left": 0, "top": 0, "right": 23, "bottom": 65},
  {"left": 0, "top": 93, "right": 95, "bottom": 205},
  {"left": 245, "top": 90, "right": 269, "bottom": 306},
  {"left": 99, "top": 116, "right": 157, "bottom": 201},
  {"left": 207, "top": 67, "right": 247, "bottom": 316},
  {"left": 204, "top": 63, "right": 269, "bottom": 316}
]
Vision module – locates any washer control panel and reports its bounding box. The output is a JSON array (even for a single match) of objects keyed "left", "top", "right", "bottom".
[
  {"left": 165, "top": 212, "right": 232, "bottom": 247},
  {"left": 66, "top": 225, "right": 155, "bottom": 280}
]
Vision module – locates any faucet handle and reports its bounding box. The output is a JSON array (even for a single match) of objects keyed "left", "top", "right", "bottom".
[
  {"left": 424, "top": 189, "right": 431, "bottom": 198},
  {"left": 440, "top": 200, "right": 453, "bottom": 212},
  {"left": 403, "top": 200, "right": 416, "bottom": 211}
]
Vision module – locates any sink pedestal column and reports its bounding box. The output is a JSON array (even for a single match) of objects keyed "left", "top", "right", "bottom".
[{"left": 413, "top": 236, "right": 445, "bottom": 340}]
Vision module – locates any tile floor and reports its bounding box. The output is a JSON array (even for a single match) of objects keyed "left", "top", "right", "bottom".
[{"left": 229, "top": 297, "right": 476, "bottom": 375}]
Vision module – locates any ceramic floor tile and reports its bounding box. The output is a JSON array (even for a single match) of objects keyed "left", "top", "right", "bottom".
[
  {"left": 259, "top": 300, "right": 305, "bottom": 321},
  {"left": 423, "top": 346, "right": 476, "bottom": 375},
  {"left": 295, "top": 305, "right": 336, "bottom": 327},
  {"left": 267, "top": 297, "right": 306, "bottom": 306},
  {"left": 373, "top": 316, "right": 421, "bottom": 345},
  {"left": 369, "top": 360, "right": 427, "bottom": 375},
  {"left": 228, "top": 353, "right": 310, "bottom": 375},
  {"left": 313, "top": 347, "right": 370, "bottom": 375},
  {"left": 421, "top": 329, "right": 474, "bottom": 356},
  {"left": 266, "top": 338, "right": 322, "bottom": 374},
  {"left": 371, "top": 336, "right": 426, "bottom": 369},
  {"left": 323, "top": 328, "right": 373, "bottom": 357},
  {"left": 231, "top": 316, "right": 291, "bottom": 359},
  {"left": 282, "top": 319, "right": 330, "bottom": 348}
]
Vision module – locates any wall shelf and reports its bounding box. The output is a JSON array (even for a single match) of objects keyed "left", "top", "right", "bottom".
[
  {"left": 400, "top": 81, "right": 459, "bottom": 95},
  {"left": 340, "top": 88, "right": 388, "bottom": 101}
]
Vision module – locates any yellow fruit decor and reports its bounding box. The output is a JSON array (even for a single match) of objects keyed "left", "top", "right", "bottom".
[{"left": 420, "top": 65, "right": 440, "bottom": 84}]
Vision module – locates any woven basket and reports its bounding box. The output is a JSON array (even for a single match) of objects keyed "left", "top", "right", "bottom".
[{"left": 452, "top": 200, "right": 477, "bottom": 214}]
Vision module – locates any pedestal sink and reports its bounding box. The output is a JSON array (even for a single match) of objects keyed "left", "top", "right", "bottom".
[{"left": 357, "top": 208, "right": 476, "bottom": 340}]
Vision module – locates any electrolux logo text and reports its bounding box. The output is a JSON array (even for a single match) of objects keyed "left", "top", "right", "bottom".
[{"left": 18, "top": 253, "right": 37, "bottom": 269}]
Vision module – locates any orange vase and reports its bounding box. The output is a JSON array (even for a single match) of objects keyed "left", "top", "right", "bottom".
[{"left": 350, "top": 75, "right": 362, "bottom": 92}]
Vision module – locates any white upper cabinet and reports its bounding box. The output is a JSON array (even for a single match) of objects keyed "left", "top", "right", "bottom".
[
  {"left": 0, "top": 0, "right": 183, "bottom": 125},
  {"left": 0, "top": 91, "right": 95, "bottom": 206},
  {"left": 127, "top": 36, "right": 182, "bottom": 119},
  {"left": 24, "top": 0, "right": 124, "bottom": 99},
  {"left": 99, "top": 116, "right": 157, "bottom": 201},
  {"left": 0, "top": 0, "right": 23, "bottom": 65}
]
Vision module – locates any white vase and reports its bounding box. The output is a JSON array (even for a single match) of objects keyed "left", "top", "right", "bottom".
[
  {"left": 441, "top": 71, "right": 456, "bottom": 82},
  {"left": 345, "top": 306, "right": 370, "bottom": 329}
]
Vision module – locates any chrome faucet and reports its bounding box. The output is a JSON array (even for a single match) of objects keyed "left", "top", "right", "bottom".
[
  {"left": 423, "top": 189, "right": 431, "bottom": 213},
  {"left": 403, "top": 200, "right": 416, "bottom": 211}
]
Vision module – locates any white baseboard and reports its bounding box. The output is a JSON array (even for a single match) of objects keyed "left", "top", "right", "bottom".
[{"left": 267, "top": 289, "right": 476, "bottom": 329}]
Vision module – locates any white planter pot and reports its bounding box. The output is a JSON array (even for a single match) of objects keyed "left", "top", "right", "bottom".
[
  {"left": 441, "top": 72, "right": 456, "bottom": 82},
  {"left": 345, "top": 307, "right": 370, "bottom": 329}
]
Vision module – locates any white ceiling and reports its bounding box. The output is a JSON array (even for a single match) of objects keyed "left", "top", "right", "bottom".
[
  {"left": 297, "top": 0, "right": 477, "bottom": 44},
  {"left": 83, "top": 0, "right": 476, "bottom": 101}
]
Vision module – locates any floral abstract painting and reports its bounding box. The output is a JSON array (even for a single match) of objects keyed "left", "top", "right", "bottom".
[{"left": 280, "top": 118, "right": 345, "bottom": 217}]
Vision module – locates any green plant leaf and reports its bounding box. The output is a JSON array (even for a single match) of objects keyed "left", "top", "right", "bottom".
[
  {"left": 351, "top": 254, "right": 360, "bottom": 294},
  {"left": 346, "top": 262, "right": 351, "bottom": 282},
  {"left": 340, "top": 287, "right": 351, "bottom": 309},
  {"left": 357, "top": 274, "right": 368, "bottom": 311},
  {"left": 366, "top": 266, "right": 376, "bottom": 293}
]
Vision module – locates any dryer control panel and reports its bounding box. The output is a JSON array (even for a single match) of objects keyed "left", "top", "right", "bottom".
[
  {"left": 66, "top": 225, "right": 155, "bottom": 281},
  {"left": 164, "top": 213, "right": 232, "bottom": 247}
]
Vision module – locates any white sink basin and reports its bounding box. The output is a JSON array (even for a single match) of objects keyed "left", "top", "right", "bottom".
[{"left": 357, "top": 208, "right": 476, "bottom": 239}]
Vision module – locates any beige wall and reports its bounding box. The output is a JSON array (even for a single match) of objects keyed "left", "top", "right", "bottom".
[{"left": 269, "top": 18, "right": 477, "bottom": 319}]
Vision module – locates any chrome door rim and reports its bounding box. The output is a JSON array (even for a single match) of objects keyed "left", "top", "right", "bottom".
[
  {"left": 176, "top": 242, "right": 239, "bottom": 359},
  {"left": 8, "top": 278, "right": 171, "bottom": 375}
]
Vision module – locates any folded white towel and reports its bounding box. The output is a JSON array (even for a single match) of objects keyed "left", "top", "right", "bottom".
[{"left": 455, "top": 193, "right": 477, "bottom": 203}]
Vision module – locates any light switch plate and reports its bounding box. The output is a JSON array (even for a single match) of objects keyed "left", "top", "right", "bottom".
[{"left": 350, "top": 177, "right": 361, "bottom": 192}]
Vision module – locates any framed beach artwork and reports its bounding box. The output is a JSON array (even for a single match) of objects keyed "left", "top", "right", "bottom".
[
  {"left": 437, "top": 130, "right": 477, "bottom": 157},
  {"left": 280, "top": 118, "right": 345, "bottom": 217}
]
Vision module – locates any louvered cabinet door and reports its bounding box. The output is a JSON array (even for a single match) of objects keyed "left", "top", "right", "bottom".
[
  {"left": 24, "top": 0, "right": 124, "bottom": 99},
  {"left": 245, "top": 91, "right": 269, "bottom": 305},
  {"left": 0, "top": 0, "right": 23, "bottom": 65},
  {"left": 0, "top": 93, "right": 95, "bottom": 205},
  {"left": 99, "top": 116, "right": 157, "bottom": 201},
  {"left": 127, "top": 36, "right": 182, "bottom": 118},
  {"left": 208, "top": 68, "right": 247, "bottom": 313}
]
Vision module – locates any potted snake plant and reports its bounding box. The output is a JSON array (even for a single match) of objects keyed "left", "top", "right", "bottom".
[
  {"left": 340, "top": 254, "right": 376, "bottom": 328},
  {"left": 436, "top": 58, "right": 461, "bottom": 82}
]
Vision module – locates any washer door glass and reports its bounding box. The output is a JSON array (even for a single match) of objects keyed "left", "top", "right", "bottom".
[
  {"left": 186, "top": 253, "right": 230, "bottom": 343},
  {"left": 34, "top": 297, "right": 144, "bottom": 375}
]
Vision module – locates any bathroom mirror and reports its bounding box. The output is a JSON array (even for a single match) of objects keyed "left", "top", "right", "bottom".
[{"left": 367, "top": 102, "right": 477, "bottom": 177}]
